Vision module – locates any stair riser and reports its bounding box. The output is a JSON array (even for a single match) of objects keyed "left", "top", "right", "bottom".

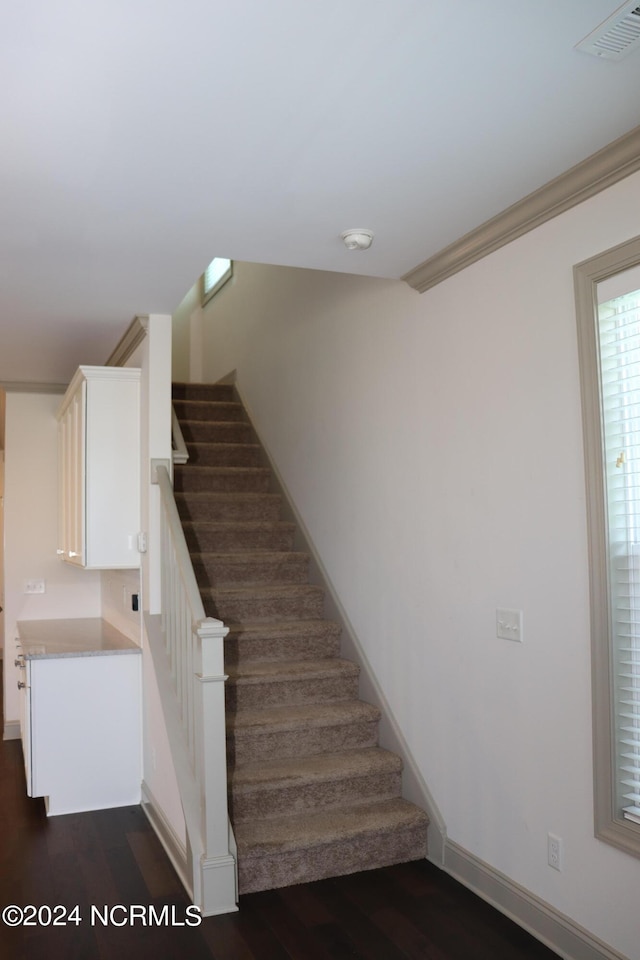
[
  {"left": 180, "top": 422, "right": 254, "bottom": 444},
  {"left": 176, "top": 496, "right": 282, "bottom": 524},
  {"left": 186, "top": 444, "right": 263, "bottom": 468},
  {"left": 194, "top": 556, "right": 309, "bottom": 588},
  {"left": 228, "top": 720, "right": 379, "bottom": 765},
  {"left": 237, "top": 824, "right": 429, "bottom": 895},
  {"left": 209, "top": 591, "right": 325, "bottom": 622},
  {"left": 174, "top": 469, "right": 271, "bottom": 494},
  {"left": 226, "top": 674, "right": 359, "bottom": 710},
  {"left": 173, "top": 400, "right": 245, "bottom": 422},
  {"left": 230, "top": 771, "right": 401, "bottom": 824},
  {"left": 172, "top": 384, "right": 235, "bottom": 402},
  {"left": 225, "top": 632, "right": 341, "bottom": 664},
  {"left": 184, "top": 524, "right": 295, "bottom": 553}
]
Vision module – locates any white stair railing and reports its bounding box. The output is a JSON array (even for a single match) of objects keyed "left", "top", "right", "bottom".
[
  {"left": 147, "top": 463, "right": 237, "bottom": 915},
  {"left": 172, "top": 406, "right": 189, "bottom": 464}
]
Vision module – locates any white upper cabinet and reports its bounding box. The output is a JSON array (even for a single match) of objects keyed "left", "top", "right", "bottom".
[{"left": 57, "top": 366, "right": 141, "bottom": 569}]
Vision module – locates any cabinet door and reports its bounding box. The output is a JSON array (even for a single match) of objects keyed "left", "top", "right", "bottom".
[
  {"left": 84, "top": 376, "right": 139, "bottom": 568},
  {"left": 59, "top": 384, "right": 86, "bottom": 565},
  {"left": 69, "top": 383, "right": 86, "bottom": 564},
  {"left": 17, "top": 656, "right": 32, "bottom": 795},
  {"left": 57, "top": 414, "right": 66, "bottom": 559},
  {"left": 58, "top": 367, "right": 140, "bottom": 569},
  {"left": 28, "top": 655, "right": 142, "bottom": 815}
]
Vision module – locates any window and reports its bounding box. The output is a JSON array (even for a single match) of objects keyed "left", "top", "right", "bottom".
[
  {"left": 201, "top": 258, "right": 232, "bottom": 306},
  {"left": 575, "top": 235, "right": 640, "bottom": 857}
]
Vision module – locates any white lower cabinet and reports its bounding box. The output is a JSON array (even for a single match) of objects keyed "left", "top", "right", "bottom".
[{"left": 20, "top": 651, "right": 142, "bottom": 816}]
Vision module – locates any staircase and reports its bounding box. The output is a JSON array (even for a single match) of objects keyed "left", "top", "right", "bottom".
[{"left": 172, "top": 381, "right": 429, "bottom": 895}]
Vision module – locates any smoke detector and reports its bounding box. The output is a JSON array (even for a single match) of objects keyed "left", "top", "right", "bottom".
[
  {"left": 575, "top": 2, "right": 640, "bottom": 60},
  {"left": 341, "top": 229, "right": 374, "bottom": 251}
]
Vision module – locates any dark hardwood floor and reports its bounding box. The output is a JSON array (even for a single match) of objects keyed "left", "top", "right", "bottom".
[{"left": 0, "top": 664, "right": 559, "bottom": 959}]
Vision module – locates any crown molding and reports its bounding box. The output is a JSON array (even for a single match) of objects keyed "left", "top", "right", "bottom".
[
  {"left": 0, "top": 381, "right": 66, "bottom": 394},
  {"left": 106, "top": 314, "right": 149, "bottom": 367},
  {"left": 403, "top": 124, "right": 640, "bottom": 294}
]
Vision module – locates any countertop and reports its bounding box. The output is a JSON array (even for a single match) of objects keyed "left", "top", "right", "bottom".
[{"left": 17, "top": 618, "right": 141, "bottom": 660}]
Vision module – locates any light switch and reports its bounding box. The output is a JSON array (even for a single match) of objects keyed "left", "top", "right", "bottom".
[{"left": 496, "top": 608, "right": 523, "bottom": 642}]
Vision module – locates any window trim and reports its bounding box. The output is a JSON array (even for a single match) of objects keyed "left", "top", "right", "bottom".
[
  {"left": 574, "top": 233, "right": 640, "bottom": 858},
  {"left": 201, "top": 258, "right": 233, "bottom": 307}
]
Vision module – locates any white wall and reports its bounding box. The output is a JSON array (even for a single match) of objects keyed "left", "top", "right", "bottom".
[
  {"left": 172, "top": 287, "right": 194, "bottom": 384},
  {"left": 193, "top": 171, "right": 640, "bottom": 959},
  {"left": 0, "top": 444, "right": 5, "bottom": 658},
  {"left": 2, "top": 391, "right": 101, "bottom": 731}
]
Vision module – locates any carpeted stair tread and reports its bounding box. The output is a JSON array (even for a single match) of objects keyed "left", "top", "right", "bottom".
[
  {"left": 179, "top": 420, "right": 255, "bottom": 444},
  {"left": 185, "top": 442, "right": 263, "bottom": 467},
  {"left": 182, "top": 520, "right": 296, "bottom": 553},
  {"left": 227, "top": 657, "right": 359, "bottom": 684},
  {"left": 172, "top": 382, "right": 235, "bottom": 402},
  {"left": 225, "top": 658, "right": 360, "bottom": 709},
  {"left": 235, "top": 798, "right": 428, "bottom": 894},
  {"left": 173, "top": 465, "right": 271, "bottom": 493},
  {"left": 231, "top": 747, "right": 400, "bottom": 789},
  {"left": 192, "top": 549, "right": 308, "bottom": 561},
  {"left": 191, "top": 550, "right": 310, "bottom": 586},
  {"left": 203, "top": 583, "right": 325, "bottom": 621},
  {"left": 175, "top": 492, "right": 282, "bottom": 523},
  {"left": 227, "top": 701, "right": 380, "bottom": 763},
  {"left": 226, "top": 618, "right": 341, "bottom": 641},
  {"left": 228, "top": 700, "right": 380, "bottom": 734},
  {"left": 225, "top": 619, "right": 341, "bottom": 663},
  {"left": 229, "top": 748, "right": 402, "bottom": 822},
  {"left": 172, "top": 399, "right": 246, "bottom": 421},
  {"left": 236, "top": 796, "right": 428, "bottom": 854},
  {"left": 212, "top": 583, "right": 324, "bottom": 602},
  {"left": 235, "top": 797, "right": 429, "bottom": 893}
]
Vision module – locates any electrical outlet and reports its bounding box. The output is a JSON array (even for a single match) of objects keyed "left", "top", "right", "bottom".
[
  {"left": 23, "top": 580, "right": 45, "bottom": 595},
  {"left": 548, "top": 833, "right": 563, "bottom": 871}
]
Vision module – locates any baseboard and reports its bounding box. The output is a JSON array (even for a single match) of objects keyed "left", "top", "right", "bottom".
[
  {"left": 3, "top": 720, "right": 21, "bottom": 741},
  {"left": 233, "top": 380, "right": 447, "bottom": 865},
  {"left": 442, "top": 840, "right": 630, "bottom": 960},
  {"left": 140, "top": 781, "right": 192, "bottom": 900}
]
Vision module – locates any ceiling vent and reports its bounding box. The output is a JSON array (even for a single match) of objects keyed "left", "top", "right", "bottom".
[{"left": 575, "top": 2, "right": 640, "bottom": 60}]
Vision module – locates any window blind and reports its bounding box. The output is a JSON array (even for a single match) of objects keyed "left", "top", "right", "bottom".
[
  {"left": 203, "top": 258, "right": 232, "bottom": 303},
  {"left": 598, "top": 290, "right": 640, "bottom": 824}
]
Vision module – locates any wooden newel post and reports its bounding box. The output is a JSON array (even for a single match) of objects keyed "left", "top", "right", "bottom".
[
  {"left": 195, "top": 616, "right": 230, "bottom": 857},
  {"left": 193, "top": 616, "right": 237, "bottom": 914}
]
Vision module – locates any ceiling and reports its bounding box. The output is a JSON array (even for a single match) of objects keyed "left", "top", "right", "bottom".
[{"left": 2, "top": 0, "right": 640, "bottom": 384}]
